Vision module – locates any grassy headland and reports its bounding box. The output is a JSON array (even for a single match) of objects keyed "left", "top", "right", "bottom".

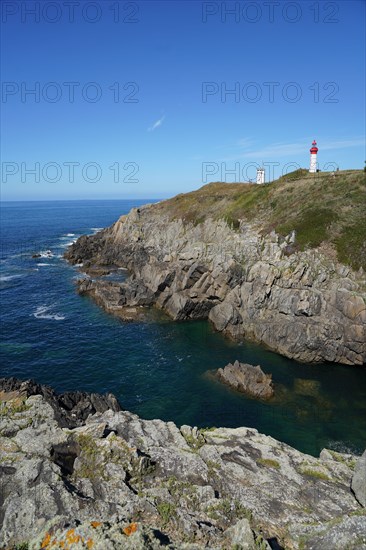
[{"left": 155, "top": 169, "right": 366, "bottom": 270}]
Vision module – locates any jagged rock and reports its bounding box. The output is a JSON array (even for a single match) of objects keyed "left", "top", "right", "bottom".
[
  {"left": 1, "top": 378, "right": 364, "bottom": 549},
  {"left": 28, "top": 521, "right": 177, "bottom": 550},
  {"left": 352, "top": 449, "right": 366, "bottom": 507},
  {"left": 224, "top": 518, "right": 257, "bottom": 549},
  {"left": 216, "top": 361, "right": 274, "bottom": 400},
  {"left": 64, "top": 204, "right": 366, "bottom": 366},
  {"left": 0, "top": 377, "right": 121, "bottom": 428},
  {"left": 289, "top": 514, "right": 366, "bottom": 550}
]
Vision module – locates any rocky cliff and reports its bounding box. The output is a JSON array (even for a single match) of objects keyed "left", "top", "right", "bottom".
[
  {"left": 1, "top": 378, "right": 365, "bottom": 549},
  {"left": 65, "top": 179, "right": 366, "bottom": 365}
]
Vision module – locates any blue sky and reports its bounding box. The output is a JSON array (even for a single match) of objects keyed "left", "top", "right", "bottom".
[{"left": 1, "top": 0, "right": 365, "bottom": 200}]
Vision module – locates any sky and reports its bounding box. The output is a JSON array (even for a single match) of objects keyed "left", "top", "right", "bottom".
[{"left": 1, "top": 0, "right": 365, "bottom": 200}]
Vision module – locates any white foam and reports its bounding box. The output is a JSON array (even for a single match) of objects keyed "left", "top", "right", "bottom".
[
  {"left": 0, "top": 274, "right": 23, "bottom": 282},
  {"left": 38, "top": 250, "right": 54, "bottom": 258},
  {"left": 60, "top": 240, "right": 77, "bottom": 248},
  {"left": 37, "top": 263, "right": 51, "bottom": 267},
  {"left": 73, "top": 274, "right": 89, "bottom": 281},
  {"left": 32, "top": 305, "right": 65, "bottom": 321},
  {"left": 59, "top": 235, "right": 79, "bottom": 243}
]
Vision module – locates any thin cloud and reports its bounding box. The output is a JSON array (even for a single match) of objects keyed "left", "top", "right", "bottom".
[
  {"left": 321, "top": 138, "right": 365, "bottom": 150},
  {"left": 222, "top": 137, "right": 365, "bottom": 161},
  {"left": 237, "top": 137, "right": 255, "bottom": 149},
  {"left": 148, "top": 115, "right": 165, "bottom": 132},
  {"left": 241, "top": 142, "right": 307, "bottom": 159}
]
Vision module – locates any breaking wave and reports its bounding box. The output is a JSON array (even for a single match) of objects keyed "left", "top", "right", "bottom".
[{"left": 32, "top": 305, "right": 66, "bottom": 321}]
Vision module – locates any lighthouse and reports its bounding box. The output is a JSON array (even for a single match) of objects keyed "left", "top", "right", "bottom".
[
  {"left": 309, "top": 139, "right": 318, "bottom": 173},
  {"left": 256, "top": 168, "right": 265, "bottom": 184}
]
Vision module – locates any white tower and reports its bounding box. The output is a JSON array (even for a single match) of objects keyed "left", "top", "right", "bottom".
[
  {"left": 256, "top": 168, "right": 265, "bottom": 184},
  {"left": 309, "top": 140, "right": 318, "bottom": 173}
]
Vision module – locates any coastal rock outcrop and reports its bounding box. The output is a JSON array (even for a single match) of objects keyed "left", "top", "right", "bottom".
[
  {"left": 65, "top": 204, "right": 366, "bottom": 365},
  {"left": 352, "top": 450, "right": 366, "bottom": 507},
  {"left": 0, "top": 377, "right": 121, "bottom": 429},
  {"left": 216, "top": 361, "right": 274, "bottom": 400},
  {"left": 0, "top": 379, "right": 365, "bottom": 549}
]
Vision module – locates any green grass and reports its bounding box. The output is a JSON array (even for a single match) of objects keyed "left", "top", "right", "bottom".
[
  {"left": 335, "top": 223, "right": 366, "bottom": 271},
  {"left": 206, "top": 459, "right": 221, "bottom": 479},
  {"left": 76, "top": 434, "right": 105, "bottom": 480},
  {"left": 257, "top": 458, "right": 281, "bottom": 469},
  {"left": 301, "top": 468, "right": 331, "bottom": 481},
  {"left": 277, "top": 207, "right": 339, "bottom": 249},
  {"left": 199, "top": 426, "right": 217, "bottom": 433},
  {"left": 0, "top": 400, "right": 31, "bottom": 417},
  {"left": 277, "top": 168, "right": 309, "bottom": 182},
  {"left": 154, "top": 169, "right": 366, "bottom": 270},
  {"left": 156, "top": 501, "right": 176, "bottom": 526},
  {"left": 254, "top": 534, "right": 270, "bottom": 550},
  {"left": 206, "top": 498, "right": 252, "bottom": 523},
  {"left": 181, "top": 431, "right": 205, "bottom": 450}
]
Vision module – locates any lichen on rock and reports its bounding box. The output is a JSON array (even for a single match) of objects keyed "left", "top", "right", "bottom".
[{"left": 0, "top": 378, "right": 365, "bottom": 549}]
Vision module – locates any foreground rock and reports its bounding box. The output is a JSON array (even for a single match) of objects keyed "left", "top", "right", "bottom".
[
  {"left": 65, "top": 204, "right": 366, "bottom": 365},
  {"left": 216, "top": 361, "right": 274, "bottom": 400},
  {"left": 0, "top": 377, "right": 121, "bottom": 428},
  {"left": 351, "top": 450, "right": 366, "bottom": 507},
  {"left": 0, "top": 378, "right": 365, "bottom": 549}
]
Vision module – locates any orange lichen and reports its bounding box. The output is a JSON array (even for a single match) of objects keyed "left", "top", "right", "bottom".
[
  {"left": 65, "top": 528, "right": 83, "bottom": 545},
  {"left": 41, "top": 532, "right": 52, "bottom": 548},
  {"left": 86, "top": 538, "right": 94, "bottom": 548},
  {"left": 90, "top": 521, "right": 102, "bottom": 529},
  {"left": 123, "top": 522, "right": 138, "bottom": 536}
]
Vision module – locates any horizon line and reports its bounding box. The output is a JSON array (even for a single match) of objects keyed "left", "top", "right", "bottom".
[{"left": 0, "top": 197, "right": 165, "bottom": 203}]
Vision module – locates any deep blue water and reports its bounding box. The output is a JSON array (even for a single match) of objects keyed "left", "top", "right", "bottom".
[{"left": 1, "top": 200, "right": 365, "bottom": 457}]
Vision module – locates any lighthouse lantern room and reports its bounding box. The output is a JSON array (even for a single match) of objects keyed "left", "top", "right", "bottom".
[{"left": 309, "top": 140, "right": 318, "bottom": 173}]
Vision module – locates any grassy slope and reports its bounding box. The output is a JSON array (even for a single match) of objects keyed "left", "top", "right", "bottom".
[{"left": 154, "top": 169, "right": 366, "bottom": 271}]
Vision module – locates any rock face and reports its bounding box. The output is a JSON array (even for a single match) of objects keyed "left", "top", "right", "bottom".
[
  {"left": 0, "top": 377, "right": 121, "bottom": 429},
  {"left": 352, "top": 450, "right": 366, "bottom": 507},
  {"left": 216, "top": 361, "right": 274, "bottom": 400},
  {"left": 65, "top": 205, "right": 366, "bottom": 365},
  {"left": 0, "top": 378, "right": 365, "bottom": 550}
]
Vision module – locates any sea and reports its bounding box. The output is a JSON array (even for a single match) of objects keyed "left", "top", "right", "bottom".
[{"left": 1, "top": 200, "right": 365, "bottom": 457}]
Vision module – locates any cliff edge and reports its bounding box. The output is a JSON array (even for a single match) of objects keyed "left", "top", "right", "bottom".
[{"left": 65, "top": 170, "right": 366, "bottom": 365}]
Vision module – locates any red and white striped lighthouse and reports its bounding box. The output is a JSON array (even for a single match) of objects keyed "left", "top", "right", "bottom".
[{"left": 309, "top": 139, "right": 318, "bottom": 173}]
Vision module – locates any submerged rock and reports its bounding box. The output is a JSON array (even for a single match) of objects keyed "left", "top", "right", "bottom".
[{"left": 216, "top": 360, "right": 274, "bottom": 400}]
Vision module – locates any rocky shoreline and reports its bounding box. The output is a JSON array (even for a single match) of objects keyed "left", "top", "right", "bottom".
[
  {"left": 0, "top": 377, "right": 365, "bottom": 549},
  {"left": 65, "top": 204, "right": 366, "bottom": 366}
]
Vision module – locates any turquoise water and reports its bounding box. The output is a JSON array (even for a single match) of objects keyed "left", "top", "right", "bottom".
[{"left": 1, "top": 200, "right": 365, "bottom": 457}]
